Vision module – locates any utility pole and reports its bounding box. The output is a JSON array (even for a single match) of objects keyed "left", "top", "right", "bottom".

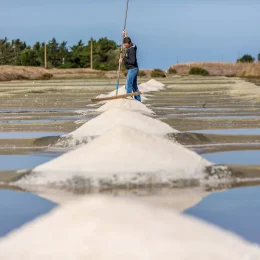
[
  {"left": 90, "top": 37, "right": 93, "bottom": 69},
  {"left": 44, "top": 42, "right": 47, "bottom": 69},
  {"left": 12, "top": 45, "right": 17, "bottom": 65}
]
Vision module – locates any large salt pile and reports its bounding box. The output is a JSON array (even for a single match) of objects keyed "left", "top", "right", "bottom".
[
  {"left": 94, "top": 79, "right": 166, "bottom": 112},
  {"left": 105, "top": 85, "right": 126, "bottom": 97},
  {"left": 0, "top": 196, "right": 259, "bottom": 260},
  {"left": 95, "top": 85, "right": 126, "bottom": 101},
  {"left": 139, "top": 79, "right": 165, "bottom": 92},
  {"left": 17, "top": 127, "right": 210, "bottom": 188},
  {"left": 97, "top": 98, "right": 154, "bottom": 114},
  {"left": 97, "top": 79, "right": 165, "bottom": 100},
  {"left": 58, "top": 108, "right": 178, "bottom": 146}
]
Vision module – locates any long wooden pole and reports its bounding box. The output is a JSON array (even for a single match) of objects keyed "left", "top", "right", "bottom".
[
  {"left": 115, "top": 0, "right": 129, "bottom": 96},
  {"left": 90, "top": 37, "right": 93, "bottom": 69},
  {"left": 44, "top": 42, "right": 47, "bottom": 69}
]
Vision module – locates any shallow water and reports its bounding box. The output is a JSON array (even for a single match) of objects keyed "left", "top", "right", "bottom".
[
  {"left": 0, "top": 118, "right": 78, "bottom": 124},
  {"left": 0, "top": 77, "right": 259, "bottom": 247},
  {"left": 0, "top": 189, "right": 57, "bottom": 237},
  {"left": 0, "top": 108, "right": 90, "bottom": 114},
  {"left": 188, "top": 128, "right": 260, "bottom": 135},
  {"left": 0, "top": 132, "right": 66, "bottom": 139},
  {"left": 201, "top": 150, "right": 260, "bottom": 165},
  {"left": 185, "top": 186, "right": 260, "bottom": 244},
  {"left": 160, "top": 106, "right": 236, "bottom": 111},
  {"left": 190, "top": 115, "right": 260, "bottom": 119},
  {"left": 0, "top": 153, "right": 60, "bottom": 171}
]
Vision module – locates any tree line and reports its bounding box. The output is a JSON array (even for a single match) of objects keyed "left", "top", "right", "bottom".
[
  {"left": 1, "top": 37, "right": 260, "bottom": 69},
  {"left": 237, "top": 54, "right": 260, "bottom": 63},
  {"left": 0, "top": 37, "right": 120, "bottom": 70}
]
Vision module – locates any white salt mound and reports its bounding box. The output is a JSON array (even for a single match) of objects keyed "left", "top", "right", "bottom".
[
  {"left": 139, "top": 79, "right": 165, "bottom": 92},
  {"left": 97, "top": 98, "right": 154, "bottom": 114},
  {"left": 94, "top": 93, "right": 107, "bottom": 99},
  {"left": 17, "top": 126, "right": 211, "bottom": 187},
  {"left": 147, "top": 79, "right": 165, "bottom": 88},
  {"left": 0, "top": 196, "right": 259, "bottom": 260},
  {"left": 63, "top": 108, "right": 177, "bottom": 141},
  {"left": 95, "top": 86, "right": 126, "bottom": 100},
  {"left": 96, "top": 79, "right": 165, "bottom": 99},
  {"left": 107, "top": 85, "right": 126, "bottom": 97}
]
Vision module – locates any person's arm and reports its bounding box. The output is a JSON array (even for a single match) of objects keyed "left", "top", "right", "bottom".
[
  {"left": 123, "top": 47, "right": 136, "bottom": 65},
  {"left": 119, "top": 30, "right": 128, "bottom": 63}
]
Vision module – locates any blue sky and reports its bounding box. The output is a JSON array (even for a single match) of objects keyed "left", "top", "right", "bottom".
[{"left": 1, "top": 0, "right": 259, "bottom": 69}]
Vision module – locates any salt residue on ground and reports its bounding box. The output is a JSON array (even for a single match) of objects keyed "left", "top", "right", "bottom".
[
  {"left": 17, "top": 127, "right": 211, "bottom": 188},
  {"left": 0, "top": 196, "right": 259, "bottom": 260},
  {"left": 228, "top": 79, "right": 260, "bottom": 102},
  {"left": 97, "top": 98, "right": 154, "bottom": 114},
  {"left": 57, "top": 108, "right": 178, "bottom": 147}
]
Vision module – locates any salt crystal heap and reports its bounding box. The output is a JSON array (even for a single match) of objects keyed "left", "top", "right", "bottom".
[
  {"left": 95, "top": 79, "right": 165, "bottom": 104},
  {"left": 17, "top": 127, "right": 210, "bottom": 188},
  {"left": 57, "top": 108, "right": 178, "bottom": 147},
  {"left": 97, "top": 79, "right": 165, "bottom": 99},
  {"left": 139, "top": 79, "right": 165, "bottom": 92},
  {"left": 97, "top": 98, "right": 154, "bottom": 114},
  {"left": 0, "top": 196, "right": 259, "bottom": 260}
]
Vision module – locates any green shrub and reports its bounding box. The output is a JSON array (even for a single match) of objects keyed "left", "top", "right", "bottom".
[
  {"left": 138, "top": 70, "right": 146, "bottom": 77},
  {"left": 237, "top": 54, "right": 255, "bottom": 63},
  {"left": 189, "top": 67, "right": 209, "bottom": 76},
  {"left": 168, "top": 67, "right": 177, "bottom": 74},
  {"left": 151, "top": 69, "right": 166, "bottom": 78}
]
